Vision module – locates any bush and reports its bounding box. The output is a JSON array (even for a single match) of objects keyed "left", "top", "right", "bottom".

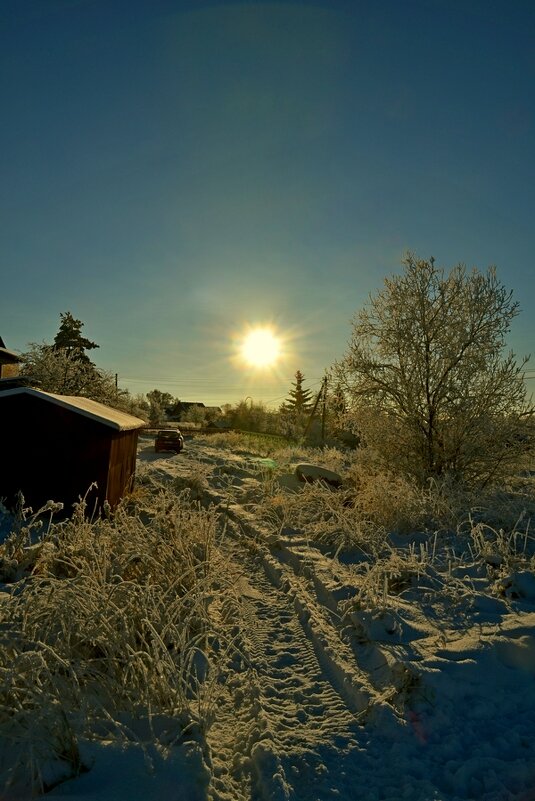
[{"left": 0, "top": 485, "right": 232, "bottom": 795}]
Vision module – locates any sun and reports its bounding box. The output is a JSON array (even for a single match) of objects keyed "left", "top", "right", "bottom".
[{"left": 240, "top": 327, "right": 281, "bottom": 368}]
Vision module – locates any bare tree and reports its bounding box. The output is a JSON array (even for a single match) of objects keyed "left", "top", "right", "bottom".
[{"left": 334, "top": 254, "right": 533, "bottom": 487}]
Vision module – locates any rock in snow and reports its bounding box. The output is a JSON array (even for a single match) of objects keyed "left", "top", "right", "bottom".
[{"left": 294, "top": 463, "right": 344, "bottom": 488}]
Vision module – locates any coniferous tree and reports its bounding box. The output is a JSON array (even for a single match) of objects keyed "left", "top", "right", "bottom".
[
  {"left": 278, "top": 371, "right": 313, "bottom": 439},
  {"left": 284, "top": 370, "right": 313, "bottom": 412},
  {"left": 52, "top": 312, "right": 99, "bottom": 364},
  {"left": 20, "top": 318, "right": 148, "bottom": 417}
]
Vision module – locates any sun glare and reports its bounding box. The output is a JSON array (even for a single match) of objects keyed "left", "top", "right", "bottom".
[{"left": 240, "top": 327, "right": 281, "bottom": 368}]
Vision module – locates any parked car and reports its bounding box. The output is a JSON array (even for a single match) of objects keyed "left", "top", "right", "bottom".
[{"left": 155, "top": 429, "right": 184, "bottom": 454}]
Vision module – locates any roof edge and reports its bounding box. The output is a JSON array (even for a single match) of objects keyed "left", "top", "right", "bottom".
[{"left": 0, "top": 387, "right": 145, "bottom": 431}]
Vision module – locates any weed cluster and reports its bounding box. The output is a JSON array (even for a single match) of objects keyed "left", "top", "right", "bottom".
[
  {"left": 250, "top": 443, "right": 535, "bottom": 557},
  {"left": 0, "top": 485, "right": 231, "bottom": 795},
  {"left": 194, "top": 431, "right": 291, "bottom": 456}
]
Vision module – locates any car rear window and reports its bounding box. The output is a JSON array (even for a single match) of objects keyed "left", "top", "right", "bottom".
[{"left": 158, "top": 431, "right": 179, "bottom": 439}]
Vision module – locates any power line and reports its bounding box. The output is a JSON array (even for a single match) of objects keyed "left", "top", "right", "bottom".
[{"left": 119, "top": 376, "right": 324, "bottom": 383}]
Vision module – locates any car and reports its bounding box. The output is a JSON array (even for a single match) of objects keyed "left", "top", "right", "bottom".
[{"left": 154, "top": 428, "right": 184, "bottom": 454}]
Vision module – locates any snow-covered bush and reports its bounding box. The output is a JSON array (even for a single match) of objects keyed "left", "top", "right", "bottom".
[
  {"left": 0, "top": 485, "right": 232, "bottom": 795},
  {"left": 255, "top": 481, "right": 388, "bottom": 554}
]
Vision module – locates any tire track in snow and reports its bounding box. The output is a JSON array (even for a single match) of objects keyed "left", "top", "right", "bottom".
[
  {"left": 138, "top": 443, "right": 384, "bottom": 798},
  {"left": 207, "top": 542, "right": 364, "bottom": 801}
]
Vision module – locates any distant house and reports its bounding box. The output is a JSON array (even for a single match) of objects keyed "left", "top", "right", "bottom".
[
  {"left": 0, "top": 388, "right": 145, "bottom": 513},
  {"left": 167, "top": 401, "right": 205, "bottom": 420},
  {"left": 0, "top": 336, "right": 21, "bottom": 382}
]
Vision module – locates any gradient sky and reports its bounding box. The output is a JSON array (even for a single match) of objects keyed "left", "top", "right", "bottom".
[{"left": 2, "top": 0, "right": 534, "bottom": 407}]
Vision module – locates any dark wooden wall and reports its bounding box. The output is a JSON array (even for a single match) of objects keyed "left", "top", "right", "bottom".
[
  {"left": 0, "top": 361, "right": 20, "bottom": 379},
  {"left": 107, "top": 430, "right": 139, "bottom": 507},
  {"left": 0, "top": 394, "right": 138, "bottom": 514}
]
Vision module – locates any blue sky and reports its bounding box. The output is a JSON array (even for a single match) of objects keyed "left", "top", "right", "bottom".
[{"left": 2, "top": 0, "right": 534, "bottom": 406}]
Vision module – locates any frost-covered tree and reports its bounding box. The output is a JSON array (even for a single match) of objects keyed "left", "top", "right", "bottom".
[
  {"left": 326, "top": 381, "right": 347, "bottom": 424},
  {"left": 229, "top": 399, "right": 271, "bottom": 432},
  {"left": 180, "top": 404, "right": 206, "bottom": 425},
  {"left": 19, "top": 341, "right": 148, "bottom": 419},
  {"left": 147, "top": 399, "right": 165, "bottom": 426},
  {"left": 146, "top": 389, "right": 175, "bottom": 410},
  {"left": 121, "top": 392, "right": 149, "bottom": 420},
  {"left": 20, "top": 342, "right": 117, "bottom": 402},
  {"left": 52, "top": 312, "right": 99, "bottom": 364},
  {"left": 334, "top": 254, "right": 534, "bottom": 487},
  {"left": 146, "top": 389, "right": 176, "bottom": 424}
]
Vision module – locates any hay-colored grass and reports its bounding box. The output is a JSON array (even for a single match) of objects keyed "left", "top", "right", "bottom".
[{"left": 0, "top": 485, "right": 234, "bottom": 795}]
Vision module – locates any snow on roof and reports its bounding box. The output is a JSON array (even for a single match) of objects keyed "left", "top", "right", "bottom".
[{"left": 0, "top": 387, "right": 145, "bottom": 431}]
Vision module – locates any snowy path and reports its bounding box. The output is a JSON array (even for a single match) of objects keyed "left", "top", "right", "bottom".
[
  {"left": 207, "top": 542, "right": 362, "bottom": 801},
  {"left": 138, "top": 441, "right": 372, "bottom": 799},
  {"left": 131, "top": 437, "right": 535, "bottom": 801}
]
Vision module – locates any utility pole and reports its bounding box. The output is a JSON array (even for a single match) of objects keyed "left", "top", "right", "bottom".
[
  {"left": 304, "top": 376, "right": 328, "bottom": 440},
  {"left": 321, "top": 376, "right": 327, "bottom": 445}
]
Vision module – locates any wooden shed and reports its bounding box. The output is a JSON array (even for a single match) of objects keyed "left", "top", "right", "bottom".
[{"left": 0, "top": 388, "right": 145, "bottom": 514}]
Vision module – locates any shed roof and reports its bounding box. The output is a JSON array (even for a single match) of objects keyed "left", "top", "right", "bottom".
[
  {"left": 0, "top": 387, "right": 146, "bottom": 431},
  {"left": 0, "top": 376, "right": 30, "bottom": 391},
  {"left": 0, "top": 346, "right": 21, "bottom": 363}
]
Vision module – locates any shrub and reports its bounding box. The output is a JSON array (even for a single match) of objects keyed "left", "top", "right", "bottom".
[{"left": 0, "top": 485, "right": 232, "bottom": 795}]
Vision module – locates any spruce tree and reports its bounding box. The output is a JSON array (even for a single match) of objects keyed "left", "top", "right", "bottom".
[
  {"left": 285, "top": 370, "right": 313, "bottom": 412},
  {"left": 52, "top": 312, "right": 99, "bottom": 364}
]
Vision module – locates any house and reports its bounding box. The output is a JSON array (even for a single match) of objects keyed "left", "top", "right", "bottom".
[
  {"left": 166, "top": 400, "right": 205, "bottom": 420},
  {"left": 0, "top": 388, "right": 145, "bottom": 513},
  {"left": 0, "top": 336, "right": 21, "bottom": 381}
]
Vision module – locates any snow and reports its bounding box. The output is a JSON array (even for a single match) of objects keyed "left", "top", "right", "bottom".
[
  {"left": 44, "top": 739, "right": 209, "bottom": 801},
  {"left": 1, "top": 434, "right": 535, "bottom": 800}
]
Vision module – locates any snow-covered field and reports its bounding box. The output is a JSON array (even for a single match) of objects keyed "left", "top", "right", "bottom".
[{"left": 2, "top": 434, "right": 535, "bottom": 800}]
